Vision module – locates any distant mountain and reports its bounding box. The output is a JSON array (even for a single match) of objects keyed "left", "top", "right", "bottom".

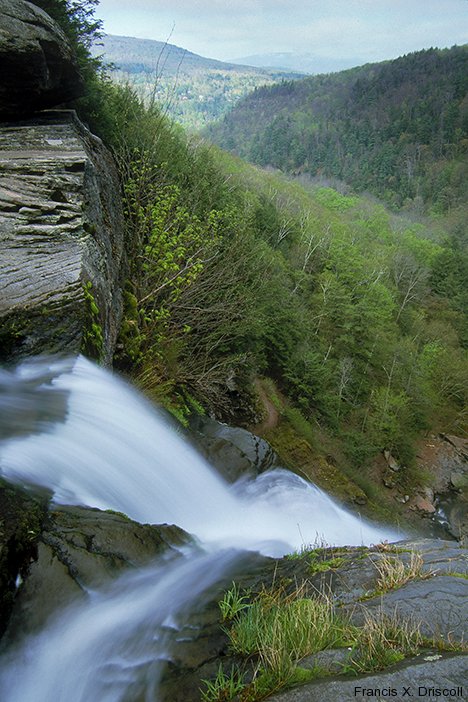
[
  {"left": 95, "top": 34, "right": 273, "bottom": 76},
  {"left": 93, "top": 35, "right": 301, "bottom": 129},
  {"left": 230, "top": 52, "right": 360, "bottom": 75},
  {"left": 208, "top": 45, "right": 468, "bottom": 213}
]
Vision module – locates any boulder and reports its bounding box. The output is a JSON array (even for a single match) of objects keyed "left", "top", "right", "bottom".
[
  {"left": 383, "top": 449, "right": 400, "bottom": 471},
  {"left": 444, "top": 435, "right": 468, "bottom": 460},
  {"left": 189, "top": 415, "right": 280, "bottom": 482},
  {"left": 3, "top": 503, "right": 191, "bottom": 642},
  {"left": 0, "top": 110, "right": 125, "bottom": 365},
  {"left": 450, "top": 470, "right": 468, "bottom": 491},
  {"left": 413, "top": 495, "right": 436, "bottom": 514},
  {"left": 0, "top": 0, "right": 83, "bottom": 118}
]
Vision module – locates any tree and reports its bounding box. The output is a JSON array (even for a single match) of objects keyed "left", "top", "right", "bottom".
[{"left": 391, "top": 252, "right": 429, "bottom": 322}]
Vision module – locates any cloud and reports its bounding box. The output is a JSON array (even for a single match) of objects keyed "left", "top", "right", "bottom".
[{"left": 96, "top": 0, "right": 468, "bottom": 63}]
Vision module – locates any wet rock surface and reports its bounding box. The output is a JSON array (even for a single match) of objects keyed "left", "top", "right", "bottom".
[
  {"left": 0, "top": 0, "right": 83, "bottom": 117},
  {"left": 190, "top": 415, "right": 281, "bottom": 482},
  {"left": 157, "top": 539, "right": 468, "bottom": 701},
  {"left": 3, "top": 503, "right": 191, "bottom": 643},
  {"left": 268, "top": 654, "right": 468, "bottom": 702},
  {"left": 0, "top": 111, "right": 125, "bottom": 364},
  {"left": 0, "top": 480, "right": 47, "bottom": 636}
]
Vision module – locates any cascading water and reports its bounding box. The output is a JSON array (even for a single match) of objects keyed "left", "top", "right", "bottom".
[{"left": 0, "top": 356, "right": 401, "bottom": 701}]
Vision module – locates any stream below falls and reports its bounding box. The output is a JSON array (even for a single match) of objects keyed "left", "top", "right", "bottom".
[{"left": 0, "top": 356, "right": 401, "bottom": 701}]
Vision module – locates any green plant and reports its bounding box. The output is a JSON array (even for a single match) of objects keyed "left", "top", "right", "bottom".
[
  {"left": 308, "top": 555, "right": 347, "bottom": 574},
  {"left": 212, "top": 575, "right": 456, "bottom": 701},
  {"left": 227, "top": 585, "right": 350, "bottom": 670},
  {"left": 219, "top": 582, "right": 350, "bottom": 699},
  {"left": 201, "top": 664, "right": 245, "bottom": 702},
  {"left": 81, "top": 281, "right": 104, "bottom": 360},
  {"left": 449, "top": 572, "right": 468, "bottom": 580},
  {"left": 219, "top": 582, "right": 250, "bottom": 622},
  {"left": 373, "top": 551, "right": 433, "bottom": 593},
  {"left": 346, "top": 610, "right": 423, "bottom": 675},
  {"left": 282, "top": 407, "right": 318, "bottom": 450}
]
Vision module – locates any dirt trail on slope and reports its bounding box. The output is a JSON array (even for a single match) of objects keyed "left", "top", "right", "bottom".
[{"left": 251, "top": 379, "right": 280, "bottom": 435}]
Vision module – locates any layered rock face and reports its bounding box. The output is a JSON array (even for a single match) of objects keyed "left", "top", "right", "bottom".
[
  {"left": 0, "top": 111, "right": 125, "bottom": 364},
  {"left": 0, "top": 0, "right": 83, "bottom": 117},
  {"left": 0, "top": 0, "right": 124, "bottom": 364}
]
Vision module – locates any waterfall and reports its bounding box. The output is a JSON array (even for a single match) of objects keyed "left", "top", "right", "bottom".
[
  {"left": 0, "top": 356, "right": 400, "bottom": 701},
  {"left": 0, "top": 549, "right": 243, "bottom": 702}
]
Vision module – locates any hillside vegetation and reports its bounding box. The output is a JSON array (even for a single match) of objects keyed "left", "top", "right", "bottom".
[
  {"left": 96, "top": 91, "right": 468, "bottom": 496},
  {"left": 207, "top": 46, "right": 468, "bottom": 215},
  {"left": 24, "top": 2, "right": 468, "bottom": 506}
]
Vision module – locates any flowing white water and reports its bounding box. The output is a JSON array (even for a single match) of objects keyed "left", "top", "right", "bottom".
[
  {"left": 0, "top": 549, "right": 242, "bottom": 702},
  {"left": 0, "top": 356, "right": 401, "bottom": 701}
]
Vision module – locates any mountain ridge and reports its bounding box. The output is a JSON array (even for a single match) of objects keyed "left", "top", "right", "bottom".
[
  {"left": 93, "top": 33, "right": 302, "bottom": 78},
  {"left": 228, "top": 51, "right": 361, "bottom": 75},
  {"left": 91, "top": 33, "right": 303, "bottom": 128},
  {"left": 207, "top": 44, "right": 468, "bottom": 213}
]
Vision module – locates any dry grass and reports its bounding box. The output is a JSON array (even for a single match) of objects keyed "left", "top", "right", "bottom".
[
  {"left": 374, "top": 551, "right": 435, "bottom": 593},
  {"left": 347, "top": 609, "right": 423, "bottom": 675}
]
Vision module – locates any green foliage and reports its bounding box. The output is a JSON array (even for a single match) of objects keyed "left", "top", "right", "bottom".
[
  {"left": 113, "top": 89, "right": 468, "bottom": 462},
  {"left": 222, "top": 585, "right": 350, "bottom": 699},
  {"left": 218, "top": 582, "right": 251, "bottom": 622},
  {"left": 227, "top": 587, "right": 349, "bottom": 665},
  {"left": 211, "top": 580, "right": 428, "bottom": 700},
  {"left": 67, "top": 28, "right": 468, "bottom": 471},
  {"left": 81, "top": 281, "right": 103, "bottom": 360},
  {"left": 314, "top": 188, "right": 359, "bottom": 212},
  {"left": 208, "top": 45, "right": 468, "bottom": 214},
  {"left": 345, "top": 611, "right": 423, "bottom": 676},
  {"left": 282, "top": 407, "right": 318, "bottom": 450},
  {"left": 201, "top": 665, "right": 245, "bottom": 702},
  {"left": 308, "top": 555, "right": 346, "bottom": 574}
]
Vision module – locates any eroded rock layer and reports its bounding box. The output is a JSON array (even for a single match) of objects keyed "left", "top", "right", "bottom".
[{"left": 0, "top": 111, "right": 124, "bottom": 364}]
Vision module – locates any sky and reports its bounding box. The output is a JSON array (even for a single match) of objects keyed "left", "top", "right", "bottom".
[{"left": 95, "top": 0, "right": 468, "bottom": 67}]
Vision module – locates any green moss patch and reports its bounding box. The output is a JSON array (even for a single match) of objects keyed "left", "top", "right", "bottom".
[{"left": 265, "top": 419, "right": 367, "bottom": 506}]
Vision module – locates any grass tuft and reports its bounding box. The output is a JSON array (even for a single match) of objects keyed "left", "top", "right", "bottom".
[
  {"left": 345, "top": 610, "right": 423, "bottom": 675},
  {"left": 201, "top": 664, "right": 245, "bottom": 702},
  {"left": 374, "top": 551, "right": 433, "bottom": 593},
  {"left": 219, "top": 581, "right": 251, "bottom": 622}
]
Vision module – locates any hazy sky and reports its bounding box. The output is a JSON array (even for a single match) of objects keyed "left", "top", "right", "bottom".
[{"left": 96, "top": 0, "right": 468, "bottom": 65}]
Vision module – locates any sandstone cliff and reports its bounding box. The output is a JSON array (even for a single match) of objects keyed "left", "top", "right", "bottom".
[
  {"left": 0, "top": 111, "right": 125, "bottom": 364},
  {"left": 0, "top": 0, "right": 124, "bottom": 365},
  {"left": 0, "top": 0, "right": 83, "bottom": 117}
]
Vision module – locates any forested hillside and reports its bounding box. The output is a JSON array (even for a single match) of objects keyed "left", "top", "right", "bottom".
[
  {"left": 208, "top": 46, "right": 468, "bottom": 214},
  {"left": 23, "top": 1, "right": 468, "bottom": 510},
  {"left": 94, "top": 89, "right": 468, "bottom": 504}
]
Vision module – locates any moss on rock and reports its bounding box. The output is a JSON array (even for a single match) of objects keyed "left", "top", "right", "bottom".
[
  {"left": 0, "top": 480, "right": 47, "bottom": 636},
  {"left": 265, "top": 419, "right": 368, "bottom": 507}
]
